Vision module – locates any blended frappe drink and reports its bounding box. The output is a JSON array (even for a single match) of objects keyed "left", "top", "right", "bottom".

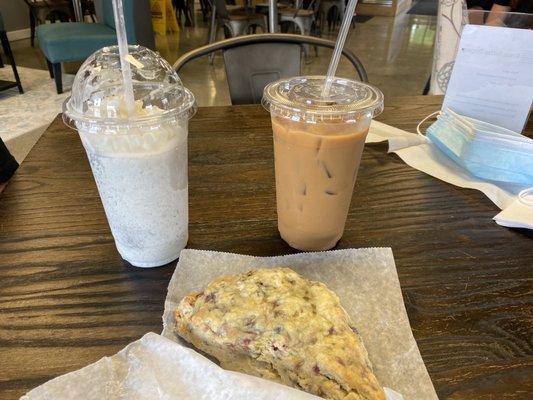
[
  {"left": 263, "top": 76, "right": 383, "bottom": 251},
  {"left": 63, "top": 46, "right": 196, "bottom": 267}
]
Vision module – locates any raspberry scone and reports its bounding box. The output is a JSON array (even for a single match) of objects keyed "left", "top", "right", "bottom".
[{"left": 174, "top": 267, "right": 385, "bottom": 400}]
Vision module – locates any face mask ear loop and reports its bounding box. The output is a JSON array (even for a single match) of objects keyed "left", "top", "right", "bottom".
[
  {"left": 416, "top": 111, "right": 441, "bottom": 137},
  {"left": 518, "top": 188, "right": 533, "bottom": 206}
]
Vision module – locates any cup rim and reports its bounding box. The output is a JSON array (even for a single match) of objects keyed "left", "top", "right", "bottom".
[
  {"left": 62, "top": 87, "right": 197, "bottom": 132},
  {"left": 262, "top": 75, "right": 384, "bottom": 122}
]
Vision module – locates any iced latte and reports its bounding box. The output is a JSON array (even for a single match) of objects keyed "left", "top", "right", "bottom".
[{"left": 263, "top": 76, "right": 383, "bottom": 251}]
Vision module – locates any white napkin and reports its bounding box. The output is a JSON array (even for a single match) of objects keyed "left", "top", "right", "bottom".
[
  {"left": 494, "top": 195, "right": 533, "bottom": 229},
  {"left": 367, "top": 120, "right": 532, "bottom": 228},
  {"left": 21, "top": 333, "right": 322, "bottom": 400}
]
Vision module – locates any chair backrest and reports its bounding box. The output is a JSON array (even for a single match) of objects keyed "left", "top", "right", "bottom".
[
  {"left": 224, "top": 43, "right": 301, "bottom": 104},
  {"left": 174, "top": 34, "right": 368, "bottom": 105},
  {"left": 94, "top": 0, "right": 155, "bottom": 49}
]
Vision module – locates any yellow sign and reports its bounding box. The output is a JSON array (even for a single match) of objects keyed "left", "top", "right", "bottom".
[{"left": 151, "top": 0, "right": 180, "bottom": 36}]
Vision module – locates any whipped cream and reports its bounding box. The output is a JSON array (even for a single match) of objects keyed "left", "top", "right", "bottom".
[{"left": 78, "top": 98, "right": 184, "bottom": 155}]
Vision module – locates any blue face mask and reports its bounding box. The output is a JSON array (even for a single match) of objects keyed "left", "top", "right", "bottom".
[{"left": 422, "top": 109, "right": 533, "bottom": 186}]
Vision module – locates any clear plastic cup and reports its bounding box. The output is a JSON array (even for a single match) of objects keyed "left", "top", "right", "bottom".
[
  {"left": 63, "top": 45, "right": 196, "bottom": 267},
  {"left": 262, "top": 76, "right": 383, "bottom": 251}
]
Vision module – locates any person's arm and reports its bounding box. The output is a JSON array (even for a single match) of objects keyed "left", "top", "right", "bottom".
[
  {"left": 0, "top": 138, "right": 19, "bottom": 193},
  {"left": 486, "top": 3, "right": 512, "bottom": 26}
]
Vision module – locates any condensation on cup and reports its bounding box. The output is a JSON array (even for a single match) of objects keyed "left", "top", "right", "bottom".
[
  {"left": 262, "top": 76, "right": 384, "bottom": 251},
  {"left": 63, "top": 45, "right": 196, "bottom": 267}
]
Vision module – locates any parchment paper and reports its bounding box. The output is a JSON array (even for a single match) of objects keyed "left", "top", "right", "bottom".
[{"left": 162, "top": 248, "right": 438, "bottom": 400}]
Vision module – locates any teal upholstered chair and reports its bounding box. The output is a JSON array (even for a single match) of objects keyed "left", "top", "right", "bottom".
[{"left": 36, "top": 0, "right": 154, "bottom": 94}]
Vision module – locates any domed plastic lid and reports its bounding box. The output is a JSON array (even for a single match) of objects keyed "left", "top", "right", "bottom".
[
  {"left": 63, "top": 45, "right": 196, "bottom": 132},
  {"left": 262, "top": 76, "right": 383, "bottom": 122}
]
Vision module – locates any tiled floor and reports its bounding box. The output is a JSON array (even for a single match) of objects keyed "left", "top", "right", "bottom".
[{"left": 7, "top": 10, "right": 436, "bottom": 106}]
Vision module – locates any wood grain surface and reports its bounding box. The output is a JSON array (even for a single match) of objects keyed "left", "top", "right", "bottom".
[{"left": 1, "top": 96, "right": 532, "bottom": 399}]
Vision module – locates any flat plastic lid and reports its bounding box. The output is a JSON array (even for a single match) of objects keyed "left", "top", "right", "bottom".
[
  {"left": 262, "top": 76, "right": 384, "bottom": 122},
  {"left": 63, "top": 45, "right": 196, "bottom": 131}
]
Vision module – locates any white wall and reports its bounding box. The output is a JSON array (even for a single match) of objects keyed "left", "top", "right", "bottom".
[
  {"left": 0, "top": 0, "right": 30, "bottom": 31},
  {"left": 0, "top": 0, "right": 31, "bottom": 40}
]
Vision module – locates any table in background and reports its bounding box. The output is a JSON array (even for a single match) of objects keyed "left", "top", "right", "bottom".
[{"left": 0, "top": 96, "right": 532, "bottom": 399}]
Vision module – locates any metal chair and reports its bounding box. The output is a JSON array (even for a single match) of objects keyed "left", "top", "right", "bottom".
[
  {"left": 173, "top": 0, "right": 195, "bottom": 26},
  {"left": 199, "top": 0, "right": 211, "bottom": 22},
  {"left": 208, "top": 0, "right": 267, "bottom": 40},
  {"left": 0, "top": 11, "right": 23, "bottom": 94},
  {"left": 279, "top": 0, "right": 319, "bottom": 57},
  {"left": 280, "top": 5, "right": 315, "bottom": 37},
  {"left": 256, "top": 1, "right": 318, "bottom": 39},
  {"left": 174, "top": 33, "right": 367, "bottom": 104},
  {"left": 24, "top": 0, "right": 72, "bottom": 47},
  {"left": 319, "top": 0, "right": 345, "bottom": 32},
  {"left": 207, "top": 0, "right": 267, "bottom": 64}
]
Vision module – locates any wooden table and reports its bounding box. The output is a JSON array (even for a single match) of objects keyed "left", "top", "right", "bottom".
[{"left": 1, "top": 96, "right": 532, "bottom": 399}]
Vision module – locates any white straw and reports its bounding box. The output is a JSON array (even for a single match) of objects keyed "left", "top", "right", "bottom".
[
  {"left": 322, "top": 0, "right": 359, "bottom": 98},
  {"left": 111, "top": 0, "right": 135, "bottom": 115}
]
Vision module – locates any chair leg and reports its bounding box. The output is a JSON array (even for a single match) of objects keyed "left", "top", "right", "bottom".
[
  {"left": 30, "top": 10, "right": 36, "bottom": 47},
  {"left": 292, "top": 18, "right": 309, "bottom": 58},
  {"left": 319, "top": 10, "right": 325, "bottom": 33},
  {"left": 52, "top": 63, "right": 63, "bottom": 94},
  {"left": 422, "top": 76, "right": 431, "bottom": 95},
  {"left": 327, "top": 5, "right": 338, "bottom": 32},
  {"left": 0, "top": 31, "right": 24, "bottom": 94},
  {"left": 207, "top": 7, "right": 217, "bottom": 44},
  {"left": 208, "top": 16, "right": 218, "bottom": 65},
  {"left": 188, "top": 0, "right": 195, "bottom": 27},
  {"left": 310, "top": 20, "right": 319, "bottom": 56},
  {"left": 176, "top": 9, "right": 183, "bottom": 27},
  {"left": 46, "top": 59, "right": 54, "bottom": 78},
  {"left": 200, "top": 0, "right": 210, "bottom": 21},
  {"left": 0, "top": 52, "right": 4, "bottom": 68}
]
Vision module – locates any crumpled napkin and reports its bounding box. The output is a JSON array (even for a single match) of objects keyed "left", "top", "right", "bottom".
[
  {"left": 493, "top": 192, "right": 533, "bottom": 229},
  {"left": 21, "top": 332, "right": 403, "bottom": 400},
  {"left": 367, "top": 120, "right": 533, "bottom": 229},
  {"left": 21, "top": 333, "right": 322, "bottom": 400}
]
